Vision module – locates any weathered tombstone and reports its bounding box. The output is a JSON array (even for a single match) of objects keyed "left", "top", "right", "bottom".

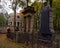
[{"left": 38, "top": 1, "right": 54, "bottom": 47}]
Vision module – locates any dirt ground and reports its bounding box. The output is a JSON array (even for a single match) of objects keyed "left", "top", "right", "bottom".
[
  {"left": 0, "top": 34, "right": 25, "bottom": 48},
  {"left": 0, "top": 33, "right": 60, "bottom": 48}
]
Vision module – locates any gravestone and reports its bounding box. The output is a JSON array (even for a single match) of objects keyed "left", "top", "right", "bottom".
[{"left": 38, "top": 2, "right": 54, "bottom": 46}]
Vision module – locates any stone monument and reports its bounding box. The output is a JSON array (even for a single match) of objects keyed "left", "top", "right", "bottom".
[
  {"left": 22, "top": 6, "right": 35, "bottom": 45},
  {"left": 38, "top": 2, "right": 54, "bottom": 46}
]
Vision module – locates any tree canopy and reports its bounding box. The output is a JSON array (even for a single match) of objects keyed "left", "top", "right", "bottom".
[
  {"left": 53, "top": 0, "right": 60, "bottom": 30},
  {"left": 0, "top": 13, "right": 7, "bottom": 26}
]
